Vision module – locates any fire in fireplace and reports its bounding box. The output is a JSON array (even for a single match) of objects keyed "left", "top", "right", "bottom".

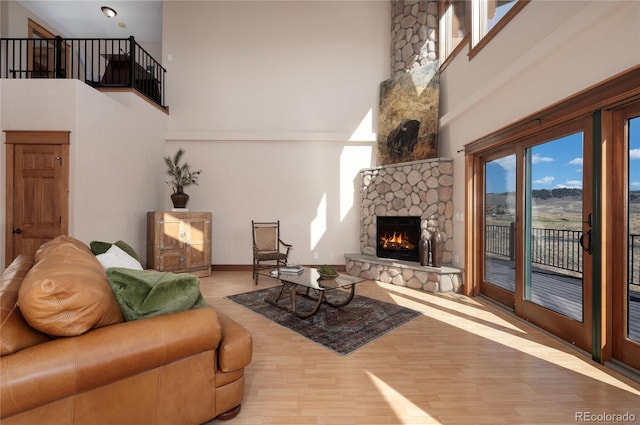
[{"left": 376, "top": 216, "right": 421, "bottom": 262}]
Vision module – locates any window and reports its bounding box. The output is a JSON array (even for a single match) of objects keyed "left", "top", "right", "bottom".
[
  {"left": 469, "top": 0, "right": 528, "bottom": 58},
  {"left": 472, "top": 0, "right": 516, "bottom": 46},
  {"left": 439, "top": 0, "right": 528, "bottom": 64},
  {"left": 439, "top": 1, "right": 467, "bottom": 64}
]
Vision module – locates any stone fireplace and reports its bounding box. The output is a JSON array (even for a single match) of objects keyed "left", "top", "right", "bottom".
[
  {"left": 342, "top": 2, "right": 461, "bottom": 292},
  {"left": 345, "top": 158, "right": 463, "bottom": 293},
  {"left": 377, "top": 216, "right": 421, "bottom": 262}
]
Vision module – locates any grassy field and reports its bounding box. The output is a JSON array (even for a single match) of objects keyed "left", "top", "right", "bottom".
[
  {"left": 486, "top": 194, "right": 584, "bottom": 230},
  {"left": 486, "top": 194, "right": 640, "bottom": 233},
  {"left": 485, "top": 193, "right": 640, "bottom": 281}
]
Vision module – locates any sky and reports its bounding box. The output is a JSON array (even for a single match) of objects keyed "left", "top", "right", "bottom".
[
  {"left": 486, "top": 116, "right": 640, "bottom": 194},
  {"left": 529, "top": 132, "right": 584, "bottom": 190}
]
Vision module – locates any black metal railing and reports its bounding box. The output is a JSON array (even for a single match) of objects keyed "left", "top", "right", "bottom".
[
  {"left": 486, "top": 223, "right": 640, "bottom": 286},
  {"left": 485, "top": 222, "right": 515, "bottom": 259},
  {"left": 629, "top": 235, "right": 640, "bottom": 287},
  {"left": 1, "top": 36, "right": 166, "bottom": 107},
  {"left": 531, "top": 227, "right": 584, "bottom": 273}
]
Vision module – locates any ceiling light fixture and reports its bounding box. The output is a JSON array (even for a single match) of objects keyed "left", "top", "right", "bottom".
[{"left": 101, "top": 6, "right": 117, "bottom": 18}]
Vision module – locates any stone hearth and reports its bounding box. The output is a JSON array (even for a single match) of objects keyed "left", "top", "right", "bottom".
[
  {"left": 345, "top": 254, "right": 463, "bottom": 293},
  {"left": 345, "top": 158, "right": 463, "bottom": 293}
]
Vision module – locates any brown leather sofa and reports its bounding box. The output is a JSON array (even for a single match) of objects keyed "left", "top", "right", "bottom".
[{"left": 1, "top": 236, "right": 252, "bottom": 425}]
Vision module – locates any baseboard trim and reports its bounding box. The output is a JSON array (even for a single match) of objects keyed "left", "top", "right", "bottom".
[
  {"left": 211, "top": 264, "right": 346, "bottom": 272},
  {"left": 212, "top": 265, "right": 253, "bottom": 272}
]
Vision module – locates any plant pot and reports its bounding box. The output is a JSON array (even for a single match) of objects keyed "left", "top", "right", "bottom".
[{"left": 171, "top": 186, "right": 189, "bottom": 208}]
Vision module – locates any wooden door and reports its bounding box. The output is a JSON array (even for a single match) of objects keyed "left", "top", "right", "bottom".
[{"left": 5, "top": 131, "right": 69, "bottom": 266}]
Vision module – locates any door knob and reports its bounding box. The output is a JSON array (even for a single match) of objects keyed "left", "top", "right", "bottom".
[{"left": 12, "top": 228, "right": 23, "bottom": 234}]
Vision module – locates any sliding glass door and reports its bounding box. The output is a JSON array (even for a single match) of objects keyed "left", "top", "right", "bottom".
[
  {"left": 478, "top": 120, "right": 593, "bottom": 352},
  {"left": 483, "top": 152, "right": 517, "bottom": 303},
  {"left": 468, "top": 69, "right": 640, "bottom": 369},
  {"left": 524, "top": 133, "right": 585, "bottom": 322},
  {"left": 627, "top": 116, "right": 640, "bottom": 346},
  {"left": 612, "top": 105, "right": 640, "bottom": 371}
]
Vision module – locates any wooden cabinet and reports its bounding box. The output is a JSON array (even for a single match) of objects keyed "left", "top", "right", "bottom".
[{"left": 147, "top": 211, "right": 212, "bottom": 277}]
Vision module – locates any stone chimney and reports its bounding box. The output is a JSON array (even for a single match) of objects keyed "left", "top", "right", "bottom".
[{"left": 391, "top": 0, "right": 439, "bottom": 78}]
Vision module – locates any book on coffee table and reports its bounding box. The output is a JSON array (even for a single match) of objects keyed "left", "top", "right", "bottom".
[{"left": 278, "top": 265, "right": 304, "bottom": 274}]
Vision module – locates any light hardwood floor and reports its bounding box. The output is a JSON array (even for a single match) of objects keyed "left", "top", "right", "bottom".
[{"left": 202, "top": 271, "right": 640, "bottom": 425}]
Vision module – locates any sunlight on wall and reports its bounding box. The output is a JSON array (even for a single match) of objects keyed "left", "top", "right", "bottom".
[
  {"left": 308, "top": 108, "right": 375, "bottom": 251},
  {"left": 348, "top": 108, "right": 376, "bottom": 142},
  {"left": 340, "top": 145, "right": 372, "bottom": 221},
  {"left": 310, "top": 193, "right": 327, "bottom": 251}
]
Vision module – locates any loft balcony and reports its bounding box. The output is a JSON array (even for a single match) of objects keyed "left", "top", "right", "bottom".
[{"left": 0, "top": 36, "right": 166, "bottom": 109}]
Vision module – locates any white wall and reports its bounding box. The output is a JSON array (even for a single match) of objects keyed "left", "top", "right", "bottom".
[
  {"left": 0, "top": 79, "right": 167, "bottom": 268},
  {"left": 5, "top": 0, "right": 637, "bottom": 271},
  {"left": 0, "top": 0, "right": 167, "bottom": 269},
  {"left": 70, "top": 86, "right": 167, "bottom": 252},
  {"left": 162, "top": 1, "right": 390, "bottom": 266},
  {"left": 439, "top": 0, "right": 640, "bottom": 268},
  {"left": 4, "top": 0, "right": 64, "bottom": 37},
  {"left": 0, "top": 1, "right": 6, "bottom": 37}
]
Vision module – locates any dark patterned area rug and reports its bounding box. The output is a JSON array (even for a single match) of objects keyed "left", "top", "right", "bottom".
[{"left": 225, "top": 286, "right": 421, "bottom": 355}]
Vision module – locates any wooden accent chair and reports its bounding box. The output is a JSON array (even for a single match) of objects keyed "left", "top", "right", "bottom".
[{"left": 252, "top": 220, "right": 292, "bottom": 285}]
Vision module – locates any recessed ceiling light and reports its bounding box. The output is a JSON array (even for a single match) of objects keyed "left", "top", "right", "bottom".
[{"left": 101, "top": 6, "right": 117, "bottom": 18}]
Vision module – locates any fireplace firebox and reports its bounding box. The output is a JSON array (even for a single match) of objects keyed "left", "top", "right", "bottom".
[{"left": 376, "top": 216, "right": 421, "bottom": 262}]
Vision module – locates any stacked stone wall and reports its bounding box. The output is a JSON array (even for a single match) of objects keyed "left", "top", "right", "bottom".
[
  {"left": 360, "top": 158, "right": 454, "bottom": 264},
  {"left": 391, "top": 0, "right": 439, "bottom": 78}
]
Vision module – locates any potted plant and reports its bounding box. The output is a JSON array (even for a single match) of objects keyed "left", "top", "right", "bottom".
[
  {"left": 318, "top": 264, "right": 338, "bottom": 280},
  {"left": 164, "top": 148, "right": 201, "bottom": 208}
]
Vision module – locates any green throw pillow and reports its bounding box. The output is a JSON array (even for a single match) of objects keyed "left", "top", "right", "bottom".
[
  {"left": 105, "top": 268, "right": 207, "bottom": 321},
  {"left": 90, "top": 240, "right": 141, "bottom": 262}
]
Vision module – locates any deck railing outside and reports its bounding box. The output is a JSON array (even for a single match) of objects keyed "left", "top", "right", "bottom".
[
  {"left": 486, "top": 223, "right": 640, "bottom": 286},
  {"left": 629, "top": 235, "right": 640, "bottom": 287},
  {"left": 0, "top": 36, "right": 166, "bottom": 107},
  {"left": 485, "top": 222, "right": 515, "bottom": 259},
  {"left": 530, "top": 227, "right": 584, "bottom": 274}
]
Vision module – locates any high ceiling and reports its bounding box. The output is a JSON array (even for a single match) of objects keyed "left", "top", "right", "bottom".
[{"left": 17, "top": 0, "right": 162, "bottom": 43}]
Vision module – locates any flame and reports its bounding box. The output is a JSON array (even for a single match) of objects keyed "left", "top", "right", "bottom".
[{"left": 380, "top": 231, "right": 416, "bottom": 250}]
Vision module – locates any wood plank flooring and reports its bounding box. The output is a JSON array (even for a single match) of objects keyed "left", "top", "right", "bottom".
[{"left": 201, "top": 271, "right": 640, "bottom": 424}]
